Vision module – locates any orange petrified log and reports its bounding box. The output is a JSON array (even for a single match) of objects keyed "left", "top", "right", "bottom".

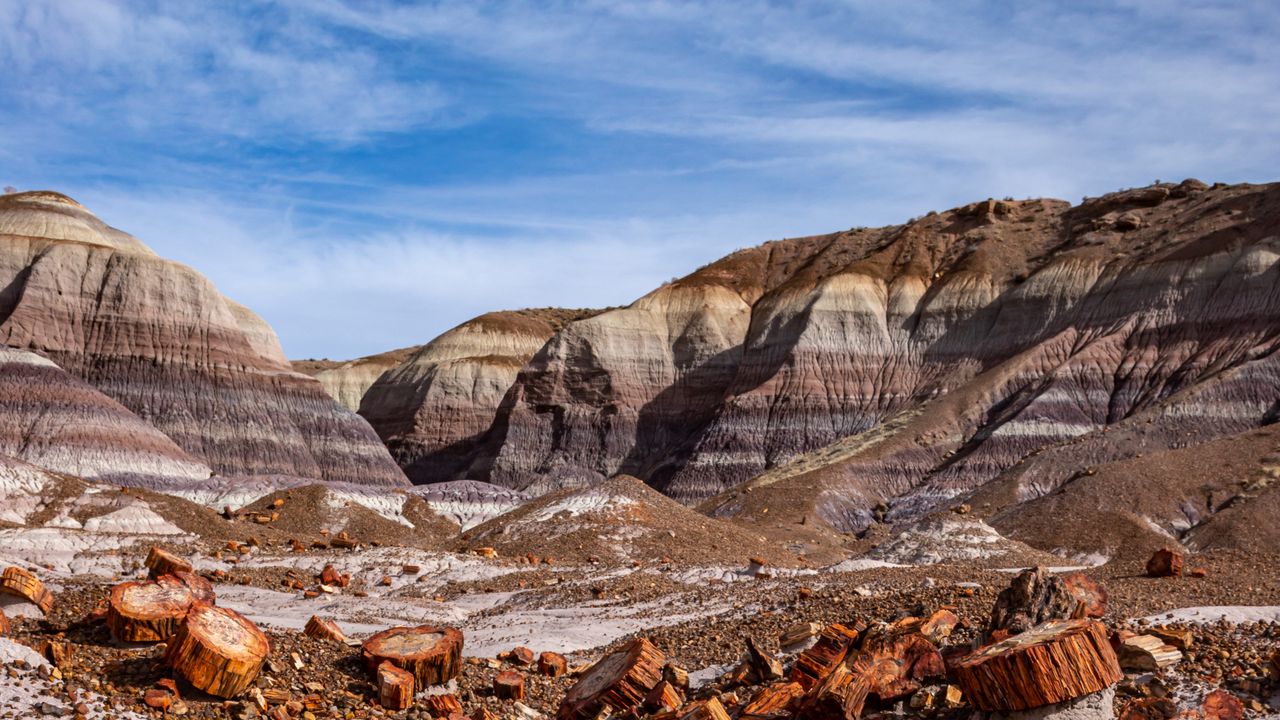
[
  {"left": 0, "top": 567, "right": 54, "bottom": 614},
  {"left": 556, "top": 637, "right": 665, "bottom": 720},
  {"left": 794, "top": 665, "right": 870, "bottom": 720},
  {"left": 145, "top": 547, "right": 193, "bottom": 580},
  {"left": 304, "top": 615, "right": 348, "bottom": 644},
  {"left": 790, "top": 623, "right": 860, "bottom": 689},
  {"left": 361, "top": 625, "right": 464, "bottom": 686},
  {"left": 951, "top": 619, "right": 1122, "bottom": 712},
  {"left": 675, "top": 697, "right": 731, "bottom": 720},
  {"left": 740, "top": 681, "right": 805, "bottom": 719},
  {"left": 538, "top": 651, "right": 569, "bottom": 677},
  {"left": 107, "top": 577, "right": 194, "bottom": 642},
  {"left": 377, "top": 662, "right": 415, "bottom": 710},
  {"left": 164, "top": 604, "right": 270, "bottom": 699},
  {"left": 493, "top": 670, "right": 526, "bottom": 700}
]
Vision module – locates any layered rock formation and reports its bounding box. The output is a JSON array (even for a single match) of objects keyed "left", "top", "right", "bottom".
[
  {"left": 0, "top": 191, "right": 406, "bottom": 487},
  {"left": 458, "top": 181, "right": 1280, "bottom": 545},
  {"left": 294, "top": 345, "right": 421, "bottom": 412},
  {"left": 359, "top": 309, "right": 598, "bottom": 484}
]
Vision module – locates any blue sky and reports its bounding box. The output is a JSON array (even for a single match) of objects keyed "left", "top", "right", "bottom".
[{"left": 2, "top": 1, "right": 1278, "bottom": 359}]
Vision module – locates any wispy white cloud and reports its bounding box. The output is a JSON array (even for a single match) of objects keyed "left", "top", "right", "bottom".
[{"left": 3, "top": 1, "right": 1279, "bottom": 358}]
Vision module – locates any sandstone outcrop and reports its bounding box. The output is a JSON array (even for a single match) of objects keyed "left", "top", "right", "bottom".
[
  {"left": 0, "top": 191, "right": 406, "bottom": 487},
  {"left": 359, "top": 309, "right": 598, "bottom": 484}
]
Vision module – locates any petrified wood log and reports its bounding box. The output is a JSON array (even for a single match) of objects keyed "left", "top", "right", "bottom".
[
  {"left": 990, "top": 567, "right": 1104, "bottom": 635},
  {"left": 849, "top": 630, "right": 946, "bottom": 701},
  {"left": 422, "top": 694, "right": 463, "bottom": 717},
  {"left": 304, "top": 615, "right": 347, "bottom": 644},
  {"left": 1146, "top": 548, "right": 1184, "bottom": 578},
  {"left": 0, "top": 608, "right": 9, "bottom": 636},
  {"left": 740, "top": 681, "right": 804, "bottom": 719},
  {"left": 378, "top": 662, "right": 415, "bottom": 710},
  {"left": 494, "top": 670, "right": 526, "bottom": 700},
  {"left": 1201, "top": 688, "right": 1244, "bottom": 720},
  {"left": 745, "top": 637, "right": 783, "bottom": 682},
  {"left": 170, "top": 571, "right": 216, "bottom": 605},
  {"left": 362, "top": 625, "right": 464, "bottom": 686},
  {"left": 556, "top": 637, "right": 665, "bottom": 720},
  {"left": 675, "top": 697, "right": 731, "bottom": 720},
  {"left": 790, "top": 623, "right": 859, "bottom": 689},
  {"left": 107, "top": 578, "right": 194, "bottom": 642},
  {"left": 794, "top": 665, "right": 870, "bottom": 720},
  {"left": 163, "top": 604, "right": 269, "bottom": 698},
  {"left": 505, "top": 646, "right": 536, "bottom": 666},
  {"left": 1116, "top": 635, "right": 1181, "bottom": 671},
  {"left": 538, "top": 651, "right": 568, "bottom": 677},
  {"left": 145, "top": 547, "right": 193, "bottom": 580},
  {"left": 0, "top": 567, "right": 54, "bottom": 614},
  {"left": 952, "top": 619, "right": 1122, "bottom": 712},
  {"left": 643, "top": 681, "right": 684, "bottom": 713}
]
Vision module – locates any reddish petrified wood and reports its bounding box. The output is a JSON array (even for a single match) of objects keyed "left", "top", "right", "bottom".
[
  {"left": 538, "top": 651, "right": 568, "bottom": 677},
  {"left": 1146, "top": 548, "right": 1184, "bottom": 578},
  {"left": 675, "top": 697, "right": 731, "bottom": 720},
  {"left": 163, "top": 604, "right": 269, "bottom": 698},
  {"left": 1061, "top": 573, "right": 1107, "bottom": 618},
  {"left": 1201, "top": 689, "right": 1244, "bottom": 720},
  {"left": 422, "top": 694, "right": 464, "bottom": 717},
  {"left": 952, "top": 619, "right": 1122, "bottom": 712},
  {"left": 643, "top": 681, "right": 685, "bottom": 714},
  {"left": 493, "top": 670, "right": 526, "bottom": 700},
  {"left": 106, "top": 578, "right": 194, "bottom": 643},
  {"left": 794, "top": 665, "right": 870, "bottom": 720},
  {"left": 740, "top": 681, "right": 805, "bottom": 719},
  {"left": 145, "top": 547, "right": 193, "bottom": 580},
  {"left": 170, "top": 571, "right": 216, "bottom": 605},
  {"left": 361, "top": 625, "right": 464, "bottom": 686},
  {"left": 789, "top": 623, "right": 859, "bottom": 689},
  {"left": 848, "top": 629, "right": 946, "bottom": 701},
  {"left": 556, "top": 637, "right": 665, "bottom": 720},
  {"left": 304, "top": 615, "right": 347, "bottom": 644},
  {"left": 378, "top": 662, "right": 414, "bottom": 710},
  {"left": 0, "top": 567, "right": 54, "bottom": 614}
]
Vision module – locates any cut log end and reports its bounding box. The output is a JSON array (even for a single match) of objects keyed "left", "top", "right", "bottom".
[
  {"left": 146, "top": 547, "right": 193, "bottom": 580},
  {"left": 169, "top": 571, "right": 216, "bottom": 606},
  {"left": 361, "top": 625, "right": 464, "bottom": 687},
  {"left": 164, "top": 604, "right": 269, "bottom": 698},
  {"left": 953, "top": 619, "right": 1122, "bottom": 712},
  {"left": 557, "top": 637, "right": 665, "bottom": 720},
  {"left": 538, "top": 651, "right": 568, "bottom": 677},
  {"left": 107, "top": 579, "right": 194, "bottom": 643},
  {"left": 494, "top": 670, "right": 526, "bottom": 700},
  {"left": 378, "top": 662, "right": 415, "bottom": 711},
  {"left": 0, "top": 567, "right": 54, "bottom": 614}
]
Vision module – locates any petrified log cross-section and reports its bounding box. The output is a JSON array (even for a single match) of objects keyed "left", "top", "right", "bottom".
[
  {"left": 556, "top": 637, "right": 665, "bottom": 720},
  {"left": 952, "top": 619, "right": 1122, "bottom": 712},
  {"left": 848, "top": 629, "right": 946, "bottom": 702},
  {"left": 170, "top": 571, "right": 216, "bottom": 605},
  {"left": 107, "top": 578, "right": 194, "bottom": 642},
  {"left": 164, "top": 604, "right": 270, "bottom": 699},
  {"left": 494, "top": 670, "right": 526, "bottom": 700},
  {"left": 377, "top": 662, "right": 415, "bottom": 710},
  {"left": 0, "top": 567, "right": 54, "bottom": 614},
  {"left": 361, "top": 625, "right": 464, "bottom": 686},
  {"left": 146, "top": 547, "right": 193, "bottom": 580}
]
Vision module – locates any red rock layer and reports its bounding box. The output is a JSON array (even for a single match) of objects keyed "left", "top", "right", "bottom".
[{"left": 0, "top": 192, "right": 406, "bottom": 487}]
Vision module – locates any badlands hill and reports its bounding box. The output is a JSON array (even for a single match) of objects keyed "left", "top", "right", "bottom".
[
  {"left": 0, "top": 191, "right": 406, "bottom": 488},
  {"left": 328, "top": 179, "right": 1279, "bottom": 560}
]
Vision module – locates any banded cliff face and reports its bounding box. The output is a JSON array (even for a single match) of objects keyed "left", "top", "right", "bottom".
[
  {"left": 0, "top": 191, "right": 407, "bottom": 487},
  {"left": 293, "top": 345, "right": 421, "bottom": 412},
  {"left": 477, "top": 180, "right": 1280, "bottom": 527},
  {"left": 359, "top": 309, "right": 598, "bottom": 484}
]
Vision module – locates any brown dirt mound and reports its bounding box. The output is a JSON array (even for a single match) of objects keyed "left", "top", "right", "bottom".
[
  {"left": 457, "top": 475, "right": 809, "bottom": 568},
  {"left": 986, "top": 424, "right": 1280, "bottom": 562},
  {"left": 237, "top": 484, "right": 458, "bottom": 549}
]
